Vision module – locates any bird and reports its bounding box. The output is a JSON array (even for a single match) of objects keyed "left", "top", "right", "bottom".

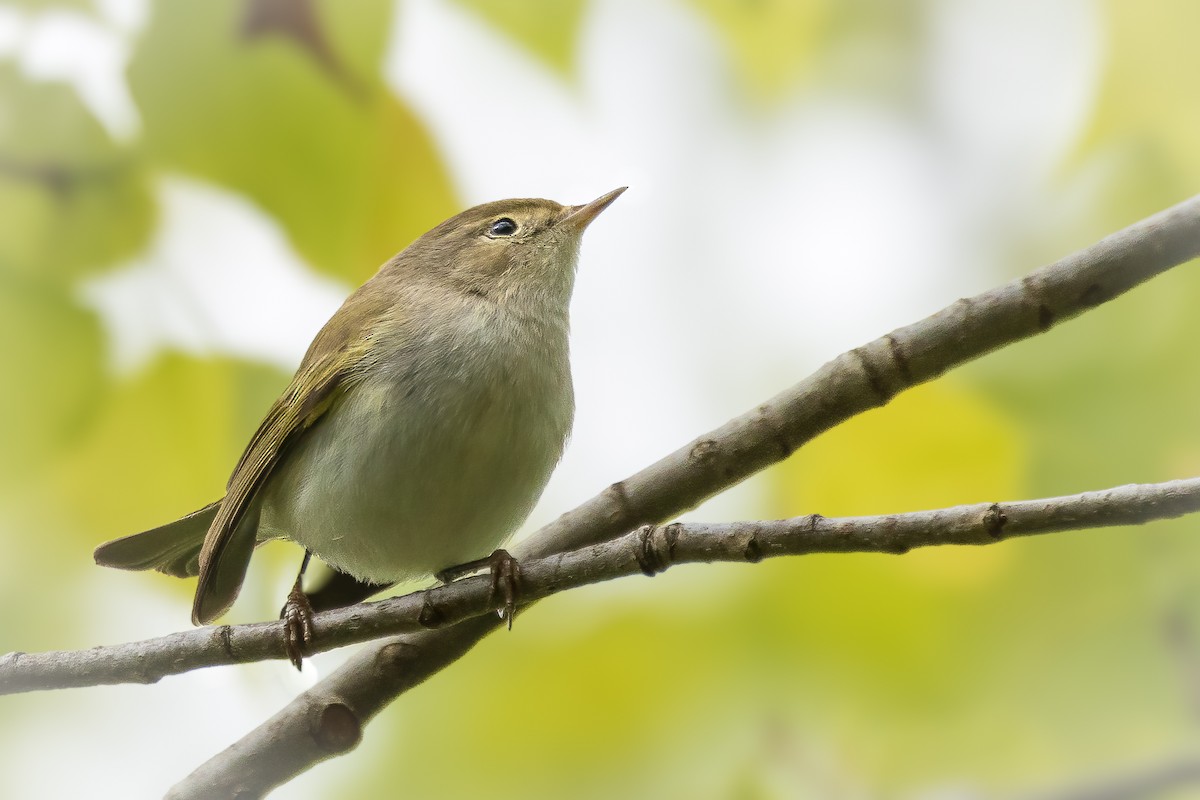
[{"left": 94, "top": 187, "right": 626, "bottom": 667}]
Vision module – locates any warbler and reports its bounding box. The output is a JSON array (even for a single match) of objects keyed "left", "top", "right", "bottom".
[{"left": 94, "top": 188, "right": 626, "bottom": 666}]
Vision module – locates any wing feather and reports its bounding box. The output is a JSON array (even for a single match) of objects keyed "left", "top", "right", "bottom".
[{"left": 190, "top": 282, "right": 390, "bottom": 625}]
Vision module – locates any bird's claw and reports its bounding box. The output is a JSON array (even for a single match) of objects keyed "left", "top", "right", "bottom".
[
  {"left": 437, "top": 548, "right": 522, "bottom": 629},
  {"left": 280, "top": 578, "right": 315, "bottom": 670}
]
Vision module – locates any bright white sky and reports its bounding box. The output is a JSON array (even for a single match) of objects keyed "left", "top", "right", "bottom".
[{"left": 0, "top": 0, "right": 1102, "bottom": 796}]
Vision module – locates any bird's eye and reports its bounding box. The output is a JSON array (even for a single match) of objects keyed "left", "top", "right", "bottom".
[{"left": 489, "top": 218, "right": 518, "bottom": 237}]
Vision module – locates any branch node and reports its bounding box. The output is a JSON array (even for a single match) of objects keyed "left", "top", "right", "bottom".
[
  {"left": 635, "top": 525, "right": 661, "bottom": 576},
  {"left": 753, "top": 405, "right": 795, "bottom": 459},
  {"left": 1079, "top": 282, "right": 1109, "bottom": 307},
  {"left": 313, "top": 702, "right": 361, "bottom": 754},
  {"left": 851, "top": 346, "right": 893, "bottom": 403},
  {"left": 983, "top": 503, "right": 1008, "bottom": 539},
  {"left": 689, "top": 439, "right": 719, "bottom": 467},
  {"left": 602, "top": 480, "right": 634, "bottom": 524},
  {"left": 417, "top": 592, "right": 445, "bottom": 629},
  {"left": 219, "top": 626, "right": 235, "bottom": 661},
  {"left": 881, "top": 527, "right": 911, "bottom": 555},
  {"left": 375, "top": 641, "right": 418, "bottom": 676},
  {"left": 884, "top": 334, "right": 913, "bottom": 382},
  {"left": 635, "top": 524, "right": 676, "bottom": 577},
  {"left": 742, "top": 532, "right": 763, "bottom": 563}
]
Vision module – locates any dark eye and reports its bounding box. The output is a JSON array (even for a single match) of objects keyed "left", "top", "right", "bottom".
[{"left": 489, "top": 218, "right": 518, "bottom": 237}]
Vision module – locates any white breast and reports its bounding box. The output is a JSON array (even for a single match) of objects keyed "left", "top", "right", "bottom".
[{"left": 258, "top": 301, "right": 573, "bottom": 584}]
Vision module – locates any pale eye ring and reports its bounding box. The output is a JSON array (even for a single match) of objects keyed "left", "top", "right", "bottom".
[{"left": 489, "top": 218, "right": 518, "bottom": 236}]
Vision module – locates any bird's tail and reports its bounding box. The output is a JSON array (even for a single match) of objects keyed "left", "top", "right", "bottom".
[{"left": 93, "top": 501, "right": 221, "bottom": 579}]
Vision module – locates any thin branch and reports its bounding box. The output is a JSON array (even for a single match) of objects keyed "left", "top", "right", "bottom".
[
  {"left": 166, "top": 193, "right": 1200, "bottom": 798},
  {"left": 240, "top": 0, "right": 367, "bottom": 101},
  {"left": 6, "top": 478, "right": 1200, "bottom": 695},
  {"left": 0, "top": 154, "right": 130, "bottom": 198}
]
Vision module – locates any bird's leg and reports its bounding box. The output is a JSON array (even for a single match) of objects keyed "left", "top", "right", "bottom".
[
  {"left": 436, "top": 548, "right": 522, "bottom": 630},
  {"left": 280, "top": 550, "right": 315, "bottom": 670}
]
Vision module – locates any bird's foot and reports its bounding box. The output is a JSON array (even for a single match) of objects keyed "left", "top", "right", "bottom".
[
  {"left": 436, "top": 548, "right": 522, "bottom": 630},
  {"left": 280, "top": 577, "right": 315, "bottom": 670}
]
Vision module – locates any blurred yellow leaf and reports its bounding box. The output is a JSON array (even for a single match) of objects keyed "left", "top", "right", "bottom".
[
  {"left": 768, "top": 378, "right": 1027, "bottom": 582},
  {"left": 965, "top": 260, "right": 1200, "bottom": 496},
  {"left": 128, "top": 0, "right": 457, "bottom": 283},
  {"left": 770, "top": 378, "right": 1027, "bottom": 515},
  {"left": 450, "top": 0, "right": 587, "bottom": 75}
]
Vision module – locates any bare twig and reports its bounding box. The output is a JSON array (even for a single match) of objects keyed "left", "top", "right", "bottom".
[
  {"left": 0, "top": 154, "right": 129, "bottom": 197},
  {"left": 240, "top": 0, "right": 367, "bottom": 100},
  {"left": 6, "top": 478, "right": 1200, "bottom": 695},
  {"left": 164, "top": 195, "right": 1200, "bottom": 799}
]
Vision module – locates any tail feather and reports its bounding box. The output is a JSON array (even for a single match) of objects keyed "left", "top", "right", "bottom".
[
  {"left": 191, "top": 504, "right": 260, "bottom": 625},
  {"left": 93, "top": 501, "right": 221, "bottom": 579}
]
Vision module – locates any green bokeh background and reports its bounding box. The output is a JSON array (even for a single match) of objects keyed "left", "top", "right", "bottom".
[{"left": 2, "top": 1, "right": 1200, "bottom": 798}]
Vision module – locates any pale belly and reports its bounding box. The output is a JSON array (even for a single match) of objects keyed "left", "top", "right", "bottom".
[{"left": 257, "top": 365, "right": 573, "bottom": 584}]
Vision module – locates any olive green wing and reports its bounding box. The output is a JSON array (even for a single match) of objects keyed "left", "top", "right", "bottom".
[
  {"left": 190, "top": 355, "right": 352, "bottom": 625},
  {"left": 189, "top": 277, "right": 395, "bottom": 625}
]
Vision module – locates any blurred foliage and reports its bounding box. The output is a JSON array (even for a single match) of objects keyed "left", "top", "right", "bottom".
[
  {"left": 0, "top": 270, "right": 104, "bottom": 482},
  {"left": 772, "top": 379, "right": 1027, "bottom": 517},
  {"left": 1, "top": 1, "right": 1199, "bottom": 799},
  {"left": 0, "top": 65, "right": 154, "bottom": 282},
  {"left": 0, "top": 0, "right": 455, "bottom": 647},
  {"left": 451, "top": 0, "right": 588, "bottom": 75},
  {"left": 129, "top": 0, "right": 456, "bottom": 283},
  {"left": 2, "top": 0, "right": 92, "bottom": 10},
  {"left": 689, "top": 0, "right": 833, "bottom": 96},
  {"left": 688, "top": 0, "right": 920, "bottom": 100},
  {"left": 1079, "top": 0, "right": 1200, "bottom": 206},
  {"left": 41, "top": 353, "right": 287, "bottom": 539}
]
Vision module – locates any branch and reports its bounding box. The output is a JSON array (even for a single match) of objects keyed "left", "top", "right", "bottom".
[
  {"left": 0, "top": 154, "right": 129, "bottom": 197},
  {"left": 165, "top": 193, "right": 1200, "bottom": 798},
  {"left": 6, "top": 478, "right": 1200, "bottom": 695}
]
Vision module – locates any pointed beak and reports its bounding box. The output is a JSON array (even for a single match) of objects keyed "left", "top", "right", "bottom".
[{"left": 561, "top": 186, "right": 627, "bottom": 232}]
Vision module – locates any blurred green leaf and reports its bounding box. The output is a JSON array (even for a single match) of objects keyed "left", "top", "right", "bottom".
[
  {"left": 0, "top": 271, "right": 104, "bottom": 482},
  {"left": 450, "top": 0, "right": 587, "bottom": 75},
  {"left": 128, "top": 0, "right": 458, "bottom": 284},
  {"left": 37, "top": 353, "right": 287, "bottom": 543},
  {"left": 0, "top": 66, "right": 154, "bottom": 281}
]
